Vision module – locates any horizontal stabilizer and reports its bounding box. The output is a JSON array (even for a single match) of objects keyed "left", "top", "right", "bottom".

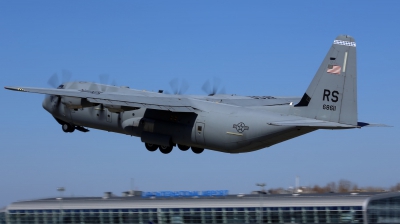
[
  {"left": 268, "top": 119, "right": 357, "bottom": 129},
  {"left": 357, "top": 122, "right": 392, "bottom": 127}
]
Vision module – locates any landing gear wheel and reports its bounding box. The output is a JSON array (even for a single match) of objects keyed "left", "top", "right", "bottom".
[
  {"left": 62, "top": 123, "right": 75, "bottom": 133},
  {"left": 191, "top": 147, "right": 204, "bottom": 154},
  {"left": 145, "top": 143, "right": 159, "bottom": 152},
  {"left": 159, "top": 145, "right": 173, "bottom": 154},
  {"left": 177, "top": 144, "right": 190, "bottom": 151}
]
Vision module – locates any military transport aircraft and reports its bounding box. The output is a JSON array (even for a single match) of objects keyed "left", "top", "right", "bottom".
[{"left": 5, "top": 35, "right": 386, "bottom": 154}]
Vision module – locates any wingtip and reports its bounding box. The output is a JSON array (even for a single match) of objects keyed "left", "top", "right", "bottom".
[{"left": 4, "top": 86, "right": 26, "bottom": 92}]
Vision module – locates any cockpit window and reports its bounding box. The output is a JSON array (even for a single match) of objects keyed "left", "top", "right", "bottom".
[{"left": 57, "top": 85, "right": 64, "bottom": 89}]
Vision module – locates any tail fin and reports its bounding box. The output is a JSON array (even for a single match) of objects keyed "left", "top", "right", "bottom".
[{"left": 293, "top": 35, "right": 357, "bottom": 125}]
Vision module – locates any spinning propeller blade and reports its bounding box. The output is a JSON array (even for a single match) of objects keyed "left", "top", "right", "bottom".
[
  {"left": 166, "top": 78, "right": 189, "bottom": 95},
  {"left": 202, "top": 77, "right": 226, "bottom": 96}
]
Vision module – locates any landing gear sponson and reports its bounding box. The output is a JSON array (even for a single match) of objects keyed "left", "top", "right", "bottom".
[{"left": 145, "top": 143, "right": 204, "bottom": 154}]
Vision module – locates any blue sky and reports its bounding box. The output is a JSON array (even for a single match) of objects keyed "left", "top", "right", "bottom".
[{"left": 0, "top": 1, "right": 399, "bottom": 207}]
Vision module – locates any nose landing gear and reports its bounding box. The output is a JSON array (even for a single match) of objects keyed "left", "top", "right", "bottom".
[
  {"left": 61, "top": 123, "right": 89, "bottom": 133},
  {"left": 62, "top": 123, "right": 75, "bottom": 133}
]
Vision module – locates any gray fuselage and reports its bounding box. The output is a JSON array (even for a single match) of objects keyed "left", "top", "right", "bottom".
[{"left": 42, "top": 82, "right": 313, "bottom": 153}]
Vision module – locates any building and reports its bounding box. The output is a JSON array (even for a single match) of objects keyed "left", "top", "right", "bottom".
[{"left": 1, "top": 191, "right": 399, "bottom": 224}]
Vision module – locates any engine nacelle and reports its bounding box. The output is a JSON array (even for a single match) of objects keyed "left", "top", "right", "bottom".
[{"left": 61, "top": 97, "right": 97, "bottom": 109}]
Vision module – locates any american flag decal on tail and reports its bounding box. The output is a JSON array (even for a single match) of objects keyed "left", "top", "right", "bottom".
[{"left": 327, "top": 65, "right": 341, "bottom": 75}]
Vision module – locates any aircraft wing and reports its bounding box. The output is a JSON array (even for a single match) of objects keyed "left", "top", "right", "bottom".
[{"left": 4, "top": 86, "right": 197, "bottom": 112}]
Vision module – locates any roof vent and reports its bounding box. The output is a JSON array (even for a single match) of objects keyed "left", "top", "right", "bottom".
[
  {"left": 122, "top": 191, "right": 130, "bottom": 197},
  {"left": 122, "top": 190, "right": 143, "bottom": 197},
  {"left": 103, "top": 192, "right": 113, "bottom": 199}
]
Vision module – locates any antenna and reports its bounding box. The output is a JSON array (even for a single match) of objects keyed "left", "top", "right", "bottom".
[
  {"left": 57, "top": 187, "right": 65, "bottom": 197},
  {"left": 256, "top": 183, "right": 266, "bottom": 224},
  {"left": 129, "top": 178, "right": 135, "bottom": 196}
]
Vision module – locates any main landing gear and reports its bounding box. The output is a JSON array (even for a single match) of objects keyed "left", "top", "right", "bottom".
[
  {"left": 145, "top": 143, "right": 173, "bottom": 154},
  {"left": 159, "top": 145, "right": 173, "bottom": 154},
  {"left": 144, "top": 143, "right": 204, "bottom": 154},
  {"left": 191, "top": 147, "right": 204, "bottom": 154},
  {"left": 177, "top": 144, "right": 190, "bottom": 151},
  {"left": 145, "top": 143, "right": 158, "bottom": 152}
]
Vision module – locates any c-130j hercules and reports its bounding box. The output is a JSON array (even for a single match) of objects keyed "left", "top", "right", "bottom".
[{"left": 5, "top": 35, "right": 387, "bottom": 154}]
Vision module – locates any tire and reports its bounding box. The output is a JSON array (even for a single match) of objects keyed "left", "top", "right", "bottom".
[
  {"left": 177, "top": 144, "right": 190, "bottom": 151},
  {"left": 145, "top": 143, "right": 159, "bottom": 152},
  {"left": 191, "top": 147, "right": 204, "bottom": 154},
  {"left": 159, "top": 145, "right": 173, "bottom": 154},
  {"left": 62, "top": 123, "right": 75, "bottom": 133}
]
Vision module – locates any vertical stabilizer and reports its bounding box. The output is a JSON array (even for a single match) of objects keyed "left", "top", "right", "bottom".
[{"left": 293, "top": 35, "right": 357, "bottom": 125}]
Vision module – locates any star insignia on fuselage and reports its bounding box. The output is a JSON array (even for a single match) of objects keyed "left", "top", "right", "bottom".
[{"left": 233, "top": 122, "right": 249, "bottom": 133}]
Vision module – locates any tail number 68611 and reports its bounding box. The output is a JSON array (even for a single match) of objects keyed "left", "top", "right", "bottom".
[{"left": 323, "top": 104, "right": 336, "bottom": 111}]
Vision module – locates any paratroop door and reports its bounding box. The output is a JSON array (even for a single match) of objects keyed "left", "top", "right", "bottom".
[{"left": 195, "top": 122, "right": 205, "bottom": 144}]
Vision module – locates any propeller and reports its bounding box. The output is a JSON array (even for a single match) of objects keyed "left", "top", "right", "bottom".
[
  {"left": 88, "top": 74, "right": 117, "bottom": 92},
  {"left": 165, "top": 78, "right": 189, "bottom": 95},
  {"left": 45, "top": 70, "right": 72, "bottom": 103},
  {"left": 47, "top": 73, "right": 59, "bottom": 88},
  {"left": 87, "top": 74, "right": 118, "bottom": 116},
  {"left": 201, "top": 77, "right": 226, "bottom": 96},
  {"left": 47, "top": 69, "right": 72, "bottom": 88},
  {"left": 96, "top": 74, "right": 117, "bottom": 92}
]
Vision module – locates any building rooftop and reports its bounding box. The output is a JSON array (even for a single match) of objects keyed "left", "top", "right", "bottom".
[{"left": 5, "top": 192, "right": 399, "bottom": 211}]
